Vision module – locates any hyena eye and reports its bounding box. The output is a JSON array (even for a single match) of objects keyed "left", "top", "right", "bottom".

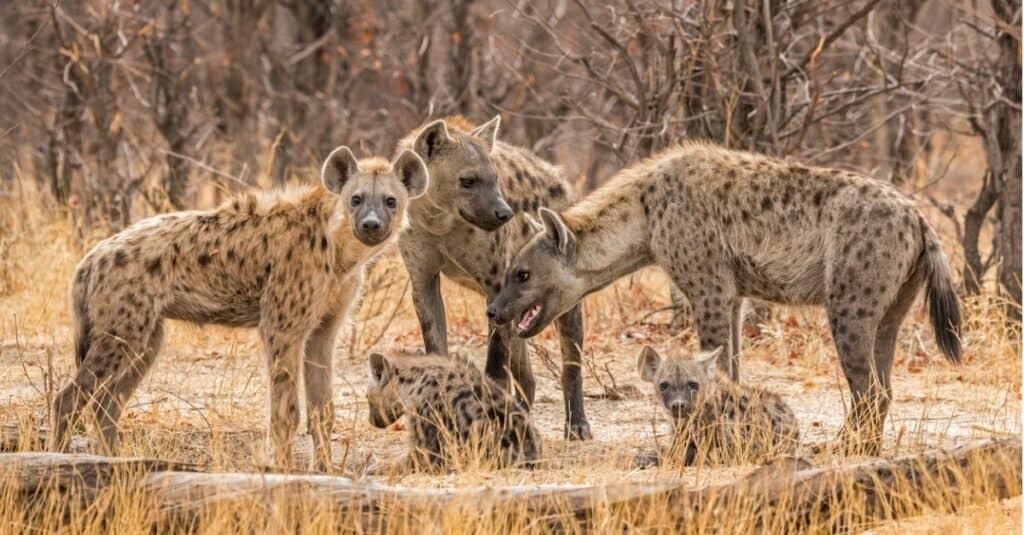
[
  {"left": 686, "top": 381, "right": 700, "bottom": 390},
  {"left": 658, "top": 382, "right": 670, "bottom": 392},
  {"left": 351, "top": 195, "right": 363, "bottom": 207},
  {"left": 515, "top": 269, "right": 530, "bottom": 283},
  {"left": 385, "top": 196, "right": 397, "bottom": 209},
  {"left": 459, "top": 176, "right": 477, "bottom": 188}
]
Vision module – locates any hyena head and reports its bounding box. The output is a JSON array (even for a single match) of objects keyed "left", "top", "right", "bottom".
[
  {"left": 321, "top": 146, "right": 429, "bottom": 246},
  {"left": 637, "top": 346, "right": 723, "bottom": 421},
  {"left": 366, "top": 353, "right": 405, "bottom": 428},
  {"left": 487, "top": 207, "right": 585, "bottom": 337},
  {"left": 410, "top": 116, "right": 513, "bottom": 231}
]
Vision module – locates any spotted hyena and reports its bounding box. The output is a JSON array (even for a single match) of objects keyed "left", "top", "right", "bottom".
[
  {"left": 365, "top": 352, "right": 541, "bottom": 473},
  {"left": 637, "top": 346, "right": 799, "bottom": 465},
  {"left": 51, "top": 147, "right": 428, "bottom": 469},
  {"left": 488, "top": 141, "right": 962, "bottom": 453},
  {"left": 396, "top": 115, "right": 592, "bottom": 440}
]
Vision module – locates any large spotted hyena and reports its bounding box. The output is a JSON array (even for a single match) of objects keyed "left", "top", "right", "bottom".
[
  {"left": 395, "top": 116, "right": 592, "bottom": 439},
  {"left": 488, "top": 141, "right": 962, "bottom": 453},
  {"left": 637, "top": 346, "right": 799, "bottom": 465},
  {"left": 365, "top": 352, "right": 541, "bottom": 473},
  {"left": 51, "top": 147, "right": 428, "bottom": 469}
]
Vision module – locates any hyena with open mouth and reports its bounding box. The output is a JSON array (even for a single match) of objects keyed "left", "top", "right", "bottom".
[
  {"left": 488, "top": 141, "right": 961, "bottom": 453},
  {"left": 395, "top": 115, "right": 592, "bottom": 440}
]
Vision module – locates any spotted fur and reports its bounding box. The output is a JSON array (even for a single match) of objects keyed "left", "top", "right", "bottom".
[
  {"left": 638, "top": 346, "right": 799, "bottom": 465},
  {"left": 366, "top": 352, "right": 541, "bottom": 473},
  {"left": 52, "top": 147, "right": 428, "bottom": 470},
  {"left": 395, "top": 115, "right": 593, "bottom": 440},
  {"left": 490, "top": 141, "right": 962, "bottom": 453}
]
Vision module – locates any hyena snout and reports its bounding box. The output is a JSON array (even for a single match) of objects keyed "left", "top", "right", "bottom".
[
  {"left": 463, "top": 186, "right": 514, "bottom": 231},
  {"left": 353, "top": 206, "right": 393, "bottom": 246},
  {"left": 493, "top": 198, "right": 513, "bottom": 223}
]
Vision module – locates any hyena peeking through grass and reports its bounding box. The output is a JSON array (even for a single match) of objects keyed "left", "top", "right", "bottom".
[
  {"left": 488, "top": 141, "right": 962, "bottom": 453},
  {"left": 636, "top": 346, "right": 799, "bottom": 466},
  {"left": 365, "top": 352, "right": 541, "bottom": 473},
  {"left": 52, "top": 147, "right": 428, "bottom": 470},
  {"left": 396, "top": 115, "right": 592, "bottom": 440}
]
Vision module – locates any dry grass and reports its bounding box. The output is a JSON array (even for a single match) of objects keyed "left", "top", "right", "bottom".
[{"left": 0, "top": 176, "right": 1019, "bottom": 533}]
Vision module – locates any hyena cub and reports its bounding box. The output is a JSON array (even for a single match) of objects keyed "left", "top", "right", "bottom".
[
  {"left": 52, "top": 146, "right": 428, "bottom": 470},
  {"left": 365, "top": 352, "right": 541, "bottom": 473},
  {"left": 637, "top": 346, "right": 799, "bottom": 466}
]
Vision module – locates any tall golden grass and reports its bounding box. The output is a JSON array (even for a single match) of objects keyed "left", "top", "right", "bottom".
[{"left": 0, "top": 171, "right": 1020, "bottom": 533}]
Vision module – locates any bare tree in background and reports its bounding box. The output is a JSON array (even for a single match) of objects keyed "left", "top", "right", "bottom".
[
  {"left": 0, "top": 0, "right": 1018, "bottom": 322},
  {"left": 143, "top": 2, "right": 202, "bottom": 210}
]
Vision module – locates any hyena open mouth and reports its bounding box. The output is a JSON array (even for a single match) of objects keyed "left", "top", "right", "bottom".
[{"left": 517, "top": 303, "right": 542, "bottom": 335}]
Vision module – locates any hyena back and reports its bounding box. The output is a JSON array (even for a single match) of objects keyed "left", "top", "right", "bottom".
[
  {"left": 637, "top": 346, "right": 799, "bottom": 465},
  {"left": 365, "top": 352, "right": 541, "bottom": 473},
  {"left": 396, "top": 115, "right": 593, "bottom": 439},
  {"left": 489, "top": 141, "right": 961, "bottom": 453},
  {"left": 53, "top": 147, "right": 428, "bottom": 469}
]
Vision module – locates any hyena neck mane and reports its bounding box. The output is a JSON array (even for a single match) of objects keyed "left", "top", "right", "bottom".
[{"left": 561, "top": 166, "right": 656, "bottom": 292}]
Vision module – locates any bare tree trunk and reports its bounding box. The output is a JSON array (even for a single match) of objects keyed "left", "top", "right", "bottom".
[{"left": 992, "top": 0, "right": 1022, "bottom": 322}]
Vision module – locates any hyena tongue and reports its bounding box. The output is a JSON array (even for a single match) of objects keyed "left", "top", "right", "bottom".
[{"left": 517, "top": 304, "right": 540, "bottom": 332}]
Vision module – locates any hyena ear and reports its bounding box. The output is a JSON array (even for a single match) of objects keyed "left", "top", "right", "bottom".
[
  {"left": 637, "top": 346, "right": 662, "bottom": 382},
  {"left": 523, "top": 212, "right": 544, "bottom": 233},
  {"left": 369, "top": 353, "right": 394, "bottom": 384},
  {"left": 322, "top": 146, "right": 360, "bottom": 195},
  {"left": 469, "top": 115, "right": 501, "bottom": 153},
  {"left": 697, "top": 347, "right": 723, "bottom": 376},
  {"left": 393, "top": 150, "right": 429, "bottom": 199},
  {"left": 539, "top": 207, "right": 575, "bottom": 256},
  {"left": 413, "top": 119, "right": 452, "bottom": 160}
]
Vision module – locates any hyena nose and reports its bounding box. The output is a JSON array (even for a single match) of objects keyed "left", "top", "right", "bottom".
[
  {"left": 361, "top": 216, "right": 381, "bottom": 231},
  {"left": 495, "top": 207, "right": 512, "bottom": 222},
  {"left": 486, "top": 305, "right": 498, "bottom": 319},
  {"left": 669, "top": 400, "right": 686, "bottom": 411}
]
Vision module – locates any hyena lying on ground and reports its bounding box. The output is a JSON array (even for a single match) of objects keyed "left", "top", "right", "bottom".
[
  {"left": 365, "top": 352, "right": 541, "bottom": 473},
  {"left": 637, "top": 346, "right": 799, "bottom": 466},
  {"left": 488, "top": 141, "right": 961, "bottom": 453},
  {"left": 396, "top": 115, "right": 592, "bottom": 439},
  {"left": 52, "top": 147, "right": 428, "bottom": 469}
]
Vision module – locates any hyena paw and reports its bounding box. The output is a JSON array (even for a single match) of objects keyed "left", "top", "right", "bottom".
[{"left": 565, "top": 420, "right": 593, "bottom": 441}]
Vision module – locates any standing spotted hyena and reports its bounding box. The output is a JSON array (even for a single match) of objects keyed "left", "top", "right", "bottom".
[
  {"left": 637, "top": 346, "right": 799, "bottom": 465},
  {"left": 365, "top": 352, "right": 541, "bottom": 473},
  {"left": 396, "top": 115, "right": 593, "bottom": 440},
  {"left": 488, "top": 141, "right": 962, "bottom": 453},
  {"left": 52, "top": 147, "right": 428, "bottom": 469}
]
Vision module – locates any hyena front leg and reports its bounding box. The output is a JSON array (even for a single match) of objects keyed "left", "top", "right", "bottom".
[
  {"left": 401, "top": 241, "right": 448, "bottom": 354},
  {"left": 678, "top": 272, "right": 739, "bottom": 380},
  {"left": 488, "top": 322, "right": 535, "bottom": 405},
  {"left": 304, "top": 311, "right": 345, "bottom": 472},
  {"left": 554, "top": 304, "right": 591, "bottom": 440},
  {"left": 730, "top": 299, "right": 746, "bottom": 365},
  {"left": 261, "top": 326, "right": 307, "bottom": 469}
]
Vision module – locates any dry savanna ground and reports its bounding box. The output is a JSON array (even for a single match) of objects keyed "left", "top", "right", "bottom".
[{"left": 0, "top": 178, "right": 1020, "bottom": 533}]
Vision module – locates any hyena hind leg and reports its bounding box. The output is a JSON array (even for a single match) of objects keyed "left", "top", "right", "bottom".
[
  {"left": 91, "top": 320, "right": 164, "bottom": 454},
  {"left": 52, "top": 328, "right": 155, "bottom": 454},
  {"left": 829, "top": 311, "right": 885, "bottom": 455}
]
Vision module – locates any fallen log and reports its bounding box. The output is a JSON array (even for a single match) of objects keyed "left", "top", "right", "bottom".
[
  {"left": 0, "top": 437, "right": 1018, "bottom": 532},
  {"left": 651, "top": 436, "right": 1023, "bottom": 532}
]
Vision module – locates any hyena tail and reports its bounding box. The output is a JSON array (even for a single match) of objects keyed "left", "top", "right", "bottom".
[
  {"left": 72, "top": 268, "right": 92, "bottom": 367},
  {"left": 919, "top": 218, "right": 962, "bottom": 363}
]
